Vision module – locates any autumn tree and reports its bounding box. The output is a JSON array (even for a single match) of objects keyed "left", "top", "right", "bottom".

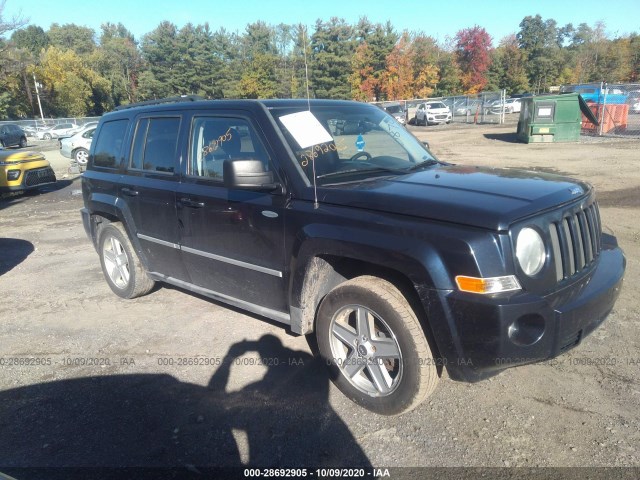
[
  {"left": 454, "top": 26, "right": 492, "bottom": 93},
  {"left": 34, "top": 46, "right": 111, "bottom": 116},
  {"left": 381, "top": 32, "right": 414, "bottom": 99}
]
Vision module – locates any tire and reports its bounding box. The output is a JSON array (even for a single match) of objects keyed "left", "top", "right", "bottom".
[
  {"left": 74, "top": 148, "right": 89, "bottom": 165},
  {"left": 19, "top": 137, "right": 27, "bottom": 148},
  {"left": 43, "top": 133, "right": 52, "bottom": 140},
  {"left": 97, "top": 222, "right": 155, "bottom": 299},
  {"left": 316, "top": 276, "right": 439, "bottom": 415}
]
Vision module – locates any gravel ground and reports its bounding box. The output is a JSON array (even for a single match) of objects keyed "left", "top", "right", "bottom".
[{"left": 0, "top": 127, "right": 638, "bottom": 474}]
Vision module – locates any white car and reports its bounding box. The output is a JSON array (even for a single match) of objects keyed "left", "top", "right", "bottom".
[
  {"left": 36, "top": 123, "right": 81, "bottom": 140},
  {"left": 490, "top": 98, "right": 522, "bottom": 114},
  {"left": 59, "top": 126, "right": 96, "bottom": 165},
  {"left": 415, "top": 101, "right": 452, "bottom": 126}
]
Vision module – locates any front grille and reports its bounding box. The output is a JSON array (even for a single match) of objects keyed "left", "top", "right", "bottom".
[
  {"left": 434, "top": 114, "right": 448, "bottom": 119},
  {"left": 548, "top": 203, "right": 602, "bottom": 282},
  {"left": 24, "top": 167, "right": 57, "bottom": 187}
]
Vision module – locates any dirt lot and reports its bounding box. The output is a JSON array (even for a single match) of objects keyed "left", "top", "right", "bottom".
[{"left": 0, "top": 126, "right": 638, "bottom": 472}]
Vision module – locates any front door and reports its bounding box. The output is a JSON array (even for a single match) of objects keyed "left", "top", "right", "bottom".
[{"left": 176, "top": 114, "right": 288, "bottom": 315}]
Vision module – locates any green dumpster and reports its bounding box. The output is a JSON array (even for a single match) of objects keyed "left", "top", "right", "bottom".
[{"left": 516, "top": 93, "right": 597, "bottom": 143}]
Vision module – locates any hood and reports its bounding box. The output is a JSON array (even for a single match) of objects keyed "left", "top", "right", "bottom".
[
  {"left": 318, "top": 165, "right": 591, "bottom": 230},
  {"left": 0, "top": 150, "right": 47, "bottom": 164}
]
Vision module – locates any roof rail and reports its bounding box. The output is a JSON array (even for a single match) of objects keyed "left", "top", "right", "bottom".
[{"left": 114, "top": 95, "right": 206, "bottom": 111}]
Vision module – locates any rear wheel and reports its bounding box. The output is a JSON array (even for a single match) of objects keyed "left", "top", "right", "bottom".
[
  {"left": 98, "top": 223, "right": 155, "bottom": 299},
  {"left": 316, "top": 276, "right": 439, "bottom": 415},
  {"left": 74, "top": 148, "right": 89, "bottom": 165},
  {"left": 43, "top": 133, "right": 52, "bottom": 140}
]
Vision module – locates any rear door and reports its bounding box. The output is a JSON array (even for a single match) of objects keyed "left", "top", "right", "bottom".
[
  {"left": 120, "top": 114, "right": 189, "bottom": 280},
  {"left": 176, "top": 113, "right": 288, "bottom": 315}
]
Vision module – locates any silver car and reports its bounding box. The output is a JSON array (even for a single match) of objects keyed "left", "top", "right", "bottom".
[{"left": 60, "top": 126, "right": 96, "bottom": 165}]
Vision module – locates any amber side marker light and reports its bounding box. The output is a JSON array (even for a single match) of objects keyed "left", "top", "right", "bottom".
[{"left": 455, "top": 275, "right": 521, "bottom": 294}]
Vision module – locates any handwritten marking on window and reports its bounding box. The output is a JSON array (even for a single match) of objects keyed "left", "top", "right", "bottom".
[
  {"left": 202, "top": 128, "right": 233, "bottom": 156},
  {"left": 299, "top": 142, "right": 338, "bottom": 167}
]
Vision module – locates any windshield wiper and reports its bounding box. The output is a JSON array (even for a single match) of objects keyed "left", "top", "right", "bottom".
[
  {"left": 406, "top": 159, "right": 439, "bottom": 171},
  {"left": 317, "top": 166, "right": 406, "bottom": 180}
]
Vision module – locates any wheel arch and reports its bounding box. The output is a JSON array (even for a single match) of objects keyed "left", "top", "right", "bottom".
[
  {"left": 85, "top": 194, "right": 151, "bottom": 270},
  {"left": 288, "top": 238, "right": 447, "bottom": 369}
]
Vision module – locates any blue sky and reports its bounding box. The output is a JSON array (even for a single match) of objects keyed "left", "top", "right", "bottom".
[{"left": 3, "top": 0, "right": 639, "bottom": 44}]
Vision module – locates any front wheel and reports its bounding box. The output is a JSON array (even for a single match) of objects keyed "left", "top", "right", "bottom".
[
  {"left": 98, "top": 222, "right": 155, "bottom": 299},
  {"left": 19, "top": 137, "right": 27, "bottom": 148},
  {"left": 316, "top": 276, "right": 439, "bottom": 415}
]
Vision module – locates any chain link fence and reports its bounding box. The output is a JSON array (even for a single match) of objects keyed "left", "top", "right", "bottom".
[
  {"left": 560, "top": 82, "right": 640, "bottom": 138},
  {"left": 374, "top": 91, "right": 509, "bottom": 126}
]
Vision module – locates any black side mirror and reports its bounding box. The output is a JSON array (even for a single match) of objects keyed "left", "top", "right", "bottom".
[
  {"left": 423, "top": 141, "right": 430, "bottom": 150},
  {"left": 223, "top": 159, "right": 279, "bottom": 192}
]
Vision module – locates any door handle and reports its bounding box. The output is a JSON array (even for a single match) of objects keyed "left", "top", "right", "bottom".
[
  {"left": 179, "top": 197, "right": 205, "bottom": 208},
  {"left": 121, "top": 187, "right": 138, "bottom": 196}
]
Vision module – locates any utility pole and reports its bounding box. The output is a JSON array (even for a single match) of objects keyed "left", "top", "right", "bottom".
[{"left": 33, "top": 73, "right": 45, "bottom": 122}]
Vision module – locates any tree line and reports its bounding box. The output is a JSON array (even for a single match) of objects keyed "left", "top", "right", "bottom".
[{"left": 0, "top": 7, "right": 638, "bottom": 119}]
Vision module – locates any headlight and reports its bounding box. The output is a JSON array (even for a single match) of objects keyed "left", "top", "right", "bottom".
[{"left": 516, "top": 227, "right": 545, "bottom": 276}]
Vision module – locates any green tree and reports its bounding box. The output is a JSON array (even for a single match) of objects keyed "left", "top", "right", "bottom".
[
  {"left": 310, "top": 17, "right": 354, "bottom": 99},
  {"left": 47, "top": 23, "right": 96, "bottom": 55},
  {"left": 11, "top": 25, "right": 48, "bottom": 56}
]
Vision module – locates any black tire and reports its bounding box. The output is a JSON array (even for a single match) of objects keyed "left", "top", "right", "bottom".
[
  {"left": 43, "top": 133, "right": 52, "bottom": 140},
  {"left": 74, "top": 148, "right": 89, "bottom": 165},
  {"left": 19, "top": 137, "right": 27, "bottom": 148},
  {"left": 316, "top": 276, "right": 438, "bottom": 415},
  {"left": 97, "top": 222, "right": 155, "bottom": 299}
]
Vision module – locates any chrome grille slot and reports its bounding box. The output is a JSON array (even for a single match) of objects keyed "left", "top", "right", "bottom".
[{"left": 549, "top": 202, "right": 602, "bottom": 281}]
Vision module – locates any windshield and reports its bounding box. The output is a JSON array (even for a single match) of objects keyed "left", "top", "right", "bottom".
[
  {"left": 384, "top": 105, "right": 403, "bottom": 114},
  {"left": 270, "top": 103, "right": 437, "bottom": 185}
]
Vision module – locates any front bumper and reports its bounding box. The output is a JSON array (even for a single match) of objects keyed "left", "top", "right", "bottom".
[
  {"left": 427, "top": 243, "right": 625, "bottom": 382},
  {"left": 0, "top": 166, "right": 57, "bottom": 193}
]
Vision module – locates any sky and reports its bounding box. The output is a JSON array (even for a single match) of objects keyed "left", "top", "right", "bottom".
[{"left": 3, "top": 0, "right": 639, "bottom": 44}]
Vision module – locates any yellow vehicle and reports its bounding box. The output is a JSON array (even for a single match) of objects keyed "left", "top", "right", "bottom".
[{"left": 0, "top": 149, "right": 56, "bottom": 193}]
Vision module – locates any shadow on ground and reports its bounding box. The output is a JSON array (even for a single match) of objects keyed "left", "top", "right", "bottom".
[
  {"left": 0, "top": 335, "right": 371, "bottom": 472},
  {"left": 0, "top": 238, "right": 34, "bottom": 275},
  {"left": 483, "top": 132, "right": 521, "bottom": 143}
]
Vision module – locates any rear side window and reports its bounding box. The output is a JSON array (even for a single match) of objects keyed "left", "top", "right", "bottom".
[
  {"left": 93, "top": 119, "right": 129, "bottom": 169},
  {"left": 130, "top": 117, "right": 180, "bottom": 173}
]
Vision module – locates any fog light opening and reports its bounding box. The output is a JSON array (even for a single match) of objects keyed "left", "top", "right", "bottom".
[
  {"left": 508, "top": 314, "right": 546, "bottom": 346},
  {"left": 7, "top": 169, "right": 21, "bottom": 181}
]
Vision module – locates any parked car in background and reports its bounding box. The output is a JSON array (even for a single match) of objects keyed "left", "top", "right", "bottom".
[
  {"left": 0, "top": 124, "right": 28, "bottom": 148},
  {"left": 489, "top": 98, "right": 522, "bottom": 114},
  {"left": 626, "top": 91, "right": 640, "bottom": 114},
  {"left": 0, "top": 149, "right": 56, "bottom": 192},
  {"left": 453, "top": 99, "right": 481, "bottom": 116},
  {"left": 415, "top": 101, "right": 452, "bottom": 125},
  {"left": 381, "top": 103, "right": 407, "bottom": 125},
  {"left": 36, "top": 123, "right": 80, "bottom": 140},
  {"left": 60, "top": 126, "right": 96, "bottom": 165}
]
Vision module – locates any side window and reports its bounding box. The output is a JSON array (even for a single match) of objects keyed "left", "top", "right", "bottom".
[
  {"left": 189, "top": 117, "right": 269, "bottom": 179},
  {"left": 93, "top": 119, "right": 129, "bottom": 169},
  {"left": 82, "top": 128, "right": 95, "bottom": 139},
  {"left": 130, "top": 117, "right": 180, "bottom": 173}
]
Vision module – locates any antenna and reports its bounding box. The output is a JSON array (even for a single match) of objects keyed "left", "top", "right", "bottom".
[{"left": 302, "top": 25, "right": 319, "bottom": 208}]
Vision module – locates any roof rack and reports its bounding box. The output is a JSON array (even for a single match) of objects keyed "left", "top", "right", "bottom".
[{"left": 114, "top": 95, "right": 206, "bottom": 111}]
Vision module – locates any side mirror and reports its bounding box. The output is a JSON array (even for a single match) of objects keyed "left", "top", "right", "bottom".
[
  {"left": 223, "top": 159, "right": 280, "bottom": 192},
  {"left": 423, "top": 141, "right": 430, "bottom": 150}
]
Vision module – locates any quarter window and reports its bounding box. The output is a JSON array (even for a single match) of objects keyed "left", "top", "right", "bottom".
[{"left": 93, "top": 119, "right": 129, "bottom": 169}]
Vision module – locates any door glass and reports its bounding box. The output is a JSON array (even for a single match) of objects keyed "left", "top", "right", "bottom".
[{"left": 190, "top": 117, "right": 270, "bottom": 180}]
